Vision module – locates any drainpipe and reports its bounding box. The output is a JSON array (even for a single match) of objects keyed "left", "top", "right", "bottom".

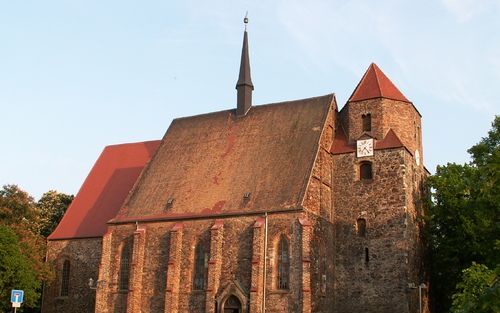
[{"left": 262, "top": 212, "right": 268, "bottom": 313}]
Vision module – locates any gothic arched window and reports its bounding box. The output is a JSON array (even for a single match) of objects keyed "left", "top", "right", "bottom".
[
  {"left": 193, "top": 242, "right": 209, "bottom": 290},
  {"left": 357, "top": 218, "right": 367, "bottom": 237},
  {"left": 360, "top": 162, "right": 373, "bottom": 180},
  {"left": 60, "top": 259, "right": 70, "bottom": 296},
  {"left": 362, "top": 114, "right": 371, "bottom": 132},
  {"left": 119, "top": 241, "right": 132, "bottom": 291},
  {"left": 277, "top": 235, "right": 290, "bottom": 290}
]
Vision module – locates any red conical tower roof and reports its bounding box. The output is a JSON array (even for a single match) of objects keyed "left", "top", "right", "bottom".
[{"left": 349, "top": 63, "right": 410, "bottom": 103}]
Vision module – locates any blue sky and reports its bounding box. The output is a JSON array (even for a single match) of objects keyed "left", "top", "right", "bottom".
[{"left": 1, "top": 0, "right": 499, "bottom": 199}]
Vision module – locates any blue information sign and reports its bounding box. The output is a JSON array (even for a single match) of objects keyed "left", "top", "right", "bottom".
[{"left": 11, "top": 290, "right": 24, "bottom": 303}]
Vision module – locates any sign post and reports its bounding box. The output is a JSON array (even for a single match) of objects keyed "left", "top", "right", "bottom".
[{"left": 10, "top": 290, "right": 24, "bottom": 313}]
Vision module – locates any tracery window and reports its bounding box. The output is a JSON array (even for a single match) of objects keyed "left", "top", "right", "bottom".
[
  {"left": 193, "top": 242, "right": 209, "bottom": 290},
  {"left": 119, "top": 241, "right": 132, "bottom": 291},
  {"left": 60, "top": 259, "right": 70, "bottom": 296},
  {"left": 277, "top": 235, "right": 290, "bottom": 290}
]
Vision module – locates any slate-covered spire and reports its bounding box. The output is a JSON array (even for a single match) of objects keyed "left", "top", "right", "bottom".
[{"left": 236, "top": 15, "right": 254, "bottom": 117}]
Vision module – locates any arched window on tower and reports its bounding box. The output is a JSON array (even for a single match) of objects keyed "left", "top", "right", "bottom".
[
  {"left": 60, "top": 259, "right": 70, "bottom": 296},
  {"left": 119, "top": 241, "right": 132, "bottom": 291},
  {"left": 277, "top": 235, "right": 290, "bottom": 290},
  {"left": 360, "top": 162, "right": 373, "bottom": 180},
  {"left": 362, "top": 114, "right": 371, "bottom": 132},
  {"left": 357, "top": 218, "right": 367, "bottom": 237},
  {"left": 193, "top": 242, "right": 209, "bottom": 290}
]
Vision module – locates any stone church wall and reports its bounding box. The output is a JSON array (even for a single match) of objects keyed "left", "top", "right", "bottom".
[
  {"left": 94, "top": 211, "right": 333, "bottom": 313},
  {"left": 331, "top": 148, "right": 414, "bottom": 313},
  {"left": 42, "top": 238, "right": 102, "bottom": 313}
]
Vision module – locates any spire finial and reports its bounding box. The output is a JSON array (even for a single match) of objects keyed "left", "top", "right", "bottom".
[{"left": 244, "top": 11, "right": 248, "bottom": 31}]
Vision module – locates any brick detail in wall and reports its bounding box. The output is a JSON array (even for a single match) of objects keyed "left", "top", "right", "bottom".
[
  {"left": 205, "top": 219, "right": 224, "bottom": 312},
  {"left": 299, "top": 215, "right": 312, "bottom": 313},
  {"left": 164, "top": 222, "right": 183, "bottom": 313},
  {"left": 126, "top": 228, "right": 146, "bottom": 313},
  {"left": 249, "top": 217, "right": 265, "bottom": 313},
  {"left": 95, "top": 230, "right": 113, "bottom": 313}
]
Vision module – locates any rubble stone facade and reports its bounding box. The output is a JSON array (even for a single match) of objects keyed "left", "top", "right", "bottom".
[{"left": 42, "top": 35, "right": 429, "bottom": 313}]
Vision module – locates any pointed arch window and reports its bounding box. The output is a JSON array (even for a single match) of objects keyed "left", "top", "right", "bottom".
[
  {"left": 193, "top": 242, "right": 209, "bottom": 290},
  {"left": 360, "top": 161, "right": 373, "bottom": 180},
  {"left": 60, "top": 259, "right": 70, "bottom": 296},
  {"left": 362, "top": 114, "right": 371, "bottom": 131},
  {"left": 277, "top": 235, "right": 290, "bottom": 290},
  {"left": 119, "top": 241, "right": 132, "bottom": 291}
]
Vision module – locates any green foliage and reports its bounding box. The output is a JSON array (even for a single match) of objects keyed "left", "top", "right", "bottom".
[
  {"left": 0, "top": 224, "right": 41, "bottom": 310},
  {"left": 428, "top": 116, "right": 500, "bottom": 312},
  {"left": 451, "top": 263, "right": 499, "bottom": 313},
  {"left": 0, "top": 184, "right": 37, "bottom": 227},
  {"left": 0, "top": 185, "right": 72, "bottom": 312},
  {"left": 37, "top": 190, "right": 73, "bottom": 237}
]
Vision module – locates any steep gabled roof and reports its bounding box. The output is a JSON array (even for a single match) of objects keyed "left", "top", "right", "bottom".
[
  {"left": 112, "top": 94, "right": 334, "bottom": 222},
  {"left": 48, "top": 140, "right": 160, "bottom": 240},
  {"left": 349, "top": 63, "right": 410, "bottom": 103}
]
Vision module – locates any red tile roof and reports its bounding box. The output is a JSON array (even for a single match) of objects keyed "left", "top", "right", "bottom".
[
  {"left": 374, "top": 129, "right": 403, "bottom": 150},
  {"left": 113, "top": 94, "right": 334, "bottom": 222},
  {"left": 330, "top": 127, "right": 355, "bottom": 154},
  {"left": 349, "top": 63, "right": 410, "bottom": 103},
  {"left": 48, "top": 140, "right": 160, "bottom": 240}
]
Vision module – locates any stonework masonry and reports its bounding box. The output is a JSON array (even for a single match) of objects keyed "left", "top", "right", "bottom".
[{"left": 42, "top": 61, "right": 429, "bottom": 313}]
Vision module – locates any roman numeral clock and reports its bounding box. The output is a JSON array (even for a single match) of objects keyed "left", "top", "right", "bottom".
[{"left": 357, "top": 138, "right": 374, "bottom": 157}]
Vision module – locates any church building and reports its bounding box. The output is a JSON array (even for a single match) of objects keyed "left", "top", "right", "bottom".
[{"left": 42, "top": 20, "right": 429, "bottom": 313}]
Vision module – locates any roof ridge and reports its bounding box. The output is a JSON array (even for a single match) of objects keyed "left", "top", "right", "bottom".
[
  {"left": 104, "top": 140, "right": 161, "bottom": 149},
  {"left": 372, "top": 63, "right": 382, "bottom": 97},
  {"left": 172, "top": 93, "right": 336, "bottom": 123}
]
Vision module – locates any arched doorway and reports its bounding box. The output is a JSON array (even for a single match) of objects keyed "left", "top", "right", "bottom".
[{"left": 223, "top": 295, "right": 242, "bottom": 313}]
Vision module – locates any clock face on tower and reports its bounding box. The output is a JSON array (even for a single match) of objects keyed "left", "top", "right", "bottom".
[{"left": 357, "top": 139, "right": 374, "bottom": 157}]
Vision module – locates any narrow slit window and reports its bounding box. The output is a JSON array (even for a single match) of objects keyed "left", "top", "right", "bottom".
[
  {"left": 362, "top": 114, "right": 371, "bottom": 132},
  {"left": 357, "top": 218, "right": 367, "bottom": 237},
  {"left": 60, "top": 260, "right": 70, "bottom": 296},
  {"left": 193, "top": 242, "right": 209, "bottom": 290},
  {"left": 119, "top": 242, "right": 132, "bottom": 291},
  {"left": 365, "top": 247, "right": 370, "bottom": 263},
  {"left": 277, "top": 235, "right": 290, "bottom": 290},
  {"left": 360, "top": 162, "right": 373, "bottom": 180}
]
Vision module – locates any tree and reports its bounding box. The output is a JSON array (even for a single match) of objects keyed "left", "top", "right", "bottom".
[
  {"left": 0, "top": 185, "right": 58, "bottom": 312},
  {"left": 0, "top": 224, "right": 42, "bottom": 311},
  {"left": 450, "top": 263, "right": 499, "bottom": 313},
  {"left": 0, "top": 184, "right": 37, "bottom": 228},
  {"left": 428, "top": 116, "right": 500, "bottom": 312},
  {"left": 37, "top": 191, "right": 73, "bottom": 237}
]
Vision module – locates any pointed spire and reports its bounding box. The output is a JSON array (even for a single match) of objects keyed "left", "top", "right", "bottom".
[
  {"left": 236, "top": 14, "right": 254, "bottom": 117},
  {"left": 349, "top": 63, "right": 409, "bottom": 103}
]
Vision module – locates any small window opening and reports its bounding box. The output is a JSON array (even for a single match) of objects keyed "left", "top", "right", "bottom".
[
  {"left": 193, "top": 242, "right": 209, "bottom": 290},
  {"left": 243, "top": 192, "right": 251, "bottom": 199},
  {"left": 365, "top": 247, "right": 370, "bottom": 263},
  {"left": 360, "top": 162, "right": 373, "bottom": 180},
  {"left": 60, "top": 260, "right": 70, "bottom": 296},
  {"left": 277, "top": 235, "right": 290, "bottom": 290},
  {"left": 362, "top": 114, "right": 371, "bottom": 132},
  {"left": 357, "top": 218, "right": 367, "bottom": 237}
]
